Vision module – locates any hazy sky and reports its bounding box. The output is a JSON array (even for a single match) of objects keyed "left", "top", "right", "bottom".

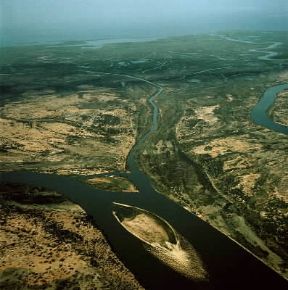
[{"left": 1, "top": 0, "right": 287, "bottom": 44}]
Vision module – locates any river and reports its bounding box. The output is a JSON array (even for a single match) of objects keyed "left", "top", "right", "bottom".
[
  {"left": 251, "top": 83, "right": 288, "bottom": 135},
  {"left": 1, "top": 75, "right": 288, "bottom": 288}
]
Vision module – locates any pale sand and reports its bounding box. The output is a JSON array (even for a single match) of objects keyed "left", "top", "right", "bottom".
[{"left": 122, "top": 213, "right": 170, "bottom": 244}]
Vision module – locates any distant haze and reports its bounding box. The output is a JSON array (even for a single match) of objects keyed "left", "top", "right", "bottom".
[{"left": 1, "top": 0, "right": 288, "bottom": 45}]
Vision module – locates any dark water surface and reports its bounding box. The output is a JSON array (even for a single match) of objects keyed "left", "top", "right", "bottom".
[
  {"left": 1, "top": 83, "right": 288, "bottom": 289},
  {"left": 1, "top": 171, "right": 287, "bottom": 290},
  {"left": 251, "top": 83, "right": 288, "bottom": 135}
]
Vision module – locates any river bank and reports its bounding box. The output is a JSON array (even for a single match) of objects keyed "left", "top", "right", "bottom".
[
  {"left": 1, "top": 32, "right": 288, "bottom": 289},
  {"left": 0, "top": 184, "right": 143, "bottom": 289}
]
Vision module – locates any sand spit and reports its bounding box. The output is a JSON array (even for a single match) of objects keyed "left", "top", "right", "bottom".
[{"left": 113, "top": 202, "right": 208, "bottom": 281}]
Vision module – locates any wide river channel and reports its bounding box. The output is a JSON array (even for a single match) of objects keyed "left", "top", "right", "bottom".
[{"left": 1, "top": 82, "right": 288, "bottom": 289}]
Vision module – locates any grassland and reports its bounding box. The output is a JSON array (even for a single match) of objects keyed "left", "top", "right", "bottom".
[
  {"left": 1, "top": 31, "right": 288, "bottom": 281},
  {"left": 0, "top": 184, "right": 143, "bottom": 289}
]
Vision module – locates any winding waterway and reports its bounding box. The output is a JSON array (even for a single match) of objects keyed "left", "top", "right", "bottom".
[
  {"left": 1, "top": 77, "right": 287, "bottom": 289},
  {"left": 251, "top": 83, "right": 288, "bottom": 135},
  {"left": 218, "top": 34, "right": 288, "bottom": 134},
  {"left": 1, "top": 34, "right": 288, "bottom": 287}
]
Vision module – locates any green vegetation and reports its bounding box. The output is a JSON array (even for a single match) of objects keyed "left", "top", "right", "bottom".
[{"left": 1, "top": 31, "right": 288, "bottom": 277}]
